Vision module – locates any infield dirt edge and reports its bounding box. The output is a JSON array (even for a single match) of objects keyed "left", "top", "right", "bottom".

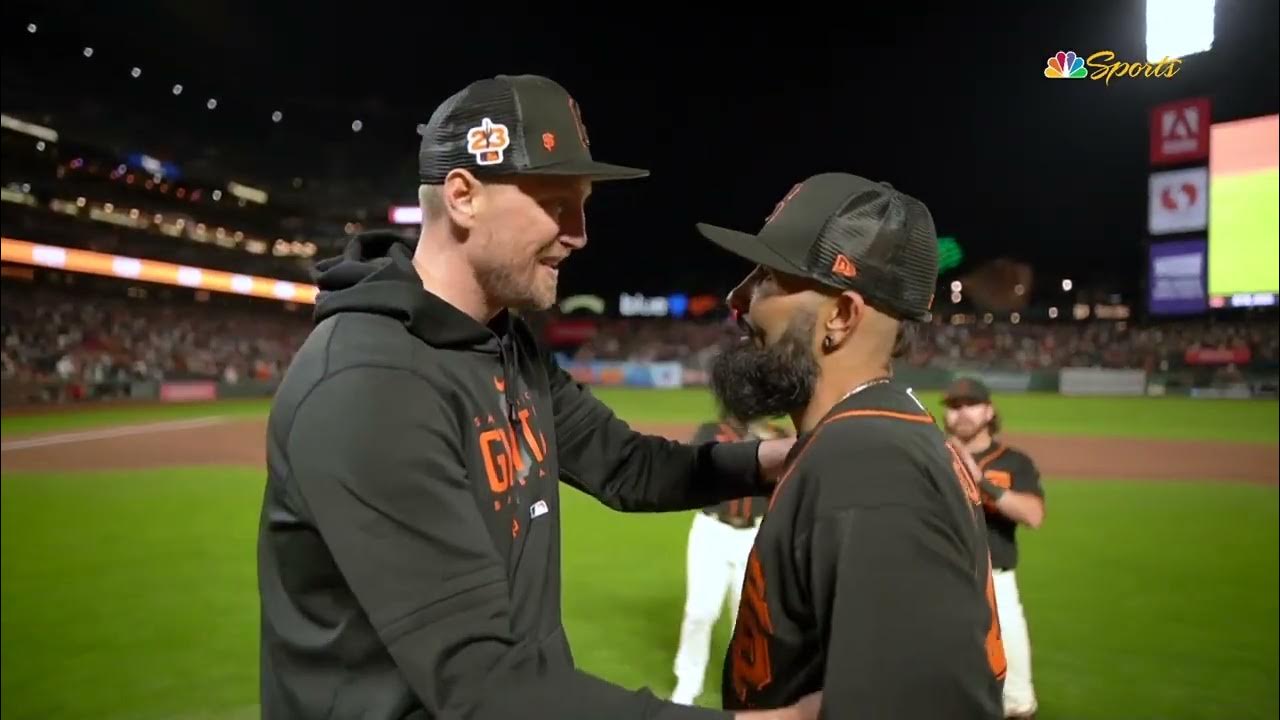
[{"left": 0, "top": 418, "right": 1275, "bottom": 485}]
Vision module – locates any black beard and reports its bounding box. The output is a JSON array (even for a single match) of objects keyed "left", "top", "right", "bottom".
[{"left": 709, "top": 313, "right": 819, "bottom": 424}]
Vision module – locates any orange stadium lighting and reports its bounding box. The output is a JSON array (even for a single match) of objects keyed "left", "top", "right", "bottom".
[{"left": 0, "top": 238, "right": 318, "bottom": 305}]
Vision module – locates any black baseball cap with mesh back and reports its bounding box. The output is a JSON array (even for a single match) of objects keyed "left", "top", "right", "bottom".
[
  {"left": 696, "top": 172, "right": 939, "bottom": 321},
  {"left": 943, "top": 377, "right": 993, "bottom": 405},
  {"left": 418, "top": 74, "right": 648, "bottom": 183}
]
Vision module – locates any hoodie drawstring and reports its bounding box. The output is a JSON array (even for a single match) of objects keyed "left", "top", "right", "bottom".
[{"left": 499, "top": 331, "right": 519, "bottom": 425}]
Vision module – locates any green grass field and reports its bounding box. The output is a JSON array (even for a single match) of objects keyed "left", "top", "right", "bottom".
[{"left": 2, "top": 390, "right": 1278, "bottom": 719}]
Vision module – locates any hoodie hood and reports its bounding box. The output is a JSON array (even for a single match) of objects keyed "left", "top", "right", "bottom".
[
  {"left": 313, "top": 231, "right": 510, "bottom": 352},
  {"left": 313, "top": 231, "right": 526, "bottom": 422}
]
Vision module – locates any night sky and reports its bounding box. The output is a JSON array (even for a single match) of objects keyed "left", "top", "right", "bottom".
[{"left": 3, "top": 0, "right": 1277, "bottom": 304}]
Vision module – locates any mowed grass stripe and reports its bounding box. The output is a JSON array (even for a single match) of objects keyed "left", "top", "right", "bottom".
[
  {"left": 6, "top": 389, "right": 1274, "bottom": 444},
  {"left": 0, "top": 399, "right": 269, "bottom": 439}
]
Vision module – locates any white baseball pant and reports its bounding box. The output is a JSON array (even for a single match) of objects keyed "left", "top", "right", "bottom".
[
  {"left": 671, "top": 511, "right": 760, "bottom": 705},
  {"left": 994, "top": 568, "right": 1037, "bottom": 716}
]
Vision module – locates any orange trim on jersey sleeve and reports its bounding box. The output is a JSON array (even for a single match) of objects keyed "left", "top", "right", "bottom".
[
  {"left": 767, "top": 408, "right": 934, "bottom": 509},
  {"left": 977, "top": 444, "right": 1009, "bottom": 470}
]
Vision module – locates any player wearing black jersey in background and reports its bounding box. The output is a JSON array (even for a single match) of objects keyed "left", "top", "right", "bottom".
[{"left": 944, "top": 377, "right": 1045, "bottom": 720}]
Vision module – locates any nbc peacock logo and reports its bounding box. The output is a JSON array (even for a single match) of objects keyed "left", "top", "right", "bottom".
[{"left": 1044, "top": 51, "right": 1087, "bottom": 79}]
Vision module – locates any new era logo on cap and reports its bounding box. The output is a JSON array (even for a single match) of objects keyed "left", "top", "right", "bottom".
[
  {"left": 697, "top": 173, "right": 939, "bottom": 321},
  {"left": 418, "top": 75, "right": 647, "bottom": 184}
]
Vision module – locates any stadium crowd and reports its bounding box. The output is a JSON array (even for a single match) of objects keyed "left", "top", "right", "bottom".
[
  {"left": 3, "top": 282, "right": 1277, "bottom": 406},
  {"left": 564, "top": 315, "right": 1280, "bottom": 373},
  {"left": 1, "top": 285, "right": 309, "bottom": 403}
]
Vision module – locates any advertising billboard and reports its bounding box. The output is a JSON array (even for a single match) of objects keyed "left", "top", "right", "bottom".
[{"left": 1148, "top": 239, "right": 1207, "bottom": 315}]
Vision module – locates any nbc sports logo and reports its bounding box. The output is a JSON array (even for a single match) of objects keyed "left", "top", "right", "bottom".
[{"left": 1044, "top": 51, "right": 1087, "bottom": 78}]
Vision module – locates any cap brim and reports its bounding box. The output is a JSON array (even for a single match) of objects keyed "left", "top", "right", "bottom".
[
  {"left": 701, "top": 220, "right": 808, "bottom": 272},
  {"left": 942, "top": 389, "right": 990, "bottom": 404},
  {"left": 695, "top": 222, "right": 807, "bottom": 276},
  {"left": 522, "top": 159, "right": 649, "bottom": 181}
]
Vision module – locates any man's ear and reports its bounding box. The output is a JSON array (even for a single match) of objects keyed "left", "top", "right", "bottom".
[
  {"left": 821, "top": 290, "right": 866, "bottom": 352},
  {"left": 442, "top": 169, "right": 482, "bottom": 230}
]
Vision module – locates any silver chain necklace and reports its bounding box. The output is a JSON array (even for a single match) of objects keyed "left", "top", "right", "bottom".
[{"left": 839, "top": 376, "right": 893, "bottom": 404}]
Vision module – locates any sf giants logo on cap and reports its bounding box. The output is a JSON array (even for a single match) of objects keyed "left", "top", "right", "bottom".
[
  {"left": 467, "top": 118, "right": 510, "bottom": 165},
  {"left": 764, "top": 183, "right": 803, "bottom": 224}
]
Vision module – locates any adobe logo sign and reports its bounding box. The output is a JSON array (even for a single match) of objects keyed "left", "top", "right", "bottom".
[{"left": 1150, "top": 97, "right": 1210, "bottom": 166}]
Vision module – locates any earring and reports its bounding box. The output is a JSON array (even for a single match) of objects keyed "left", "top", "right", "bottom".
[{"left": 822, "top": 335, "right": 834, "bottom": 352}]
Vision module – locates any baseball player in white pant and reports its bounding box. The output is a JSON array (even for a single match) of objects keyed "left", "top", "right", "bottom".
[
  {"left": 671, "top": 418, "right": 787, "bottom": 706},
  {"left": 943, "top": 377, "right": 1046, "bottom": 719}
]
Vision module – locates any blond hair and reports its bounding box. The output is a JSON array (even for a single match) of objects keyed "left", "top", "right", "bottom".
[{"left": 418, "top": 184, "right": 445, "bottom": 224}]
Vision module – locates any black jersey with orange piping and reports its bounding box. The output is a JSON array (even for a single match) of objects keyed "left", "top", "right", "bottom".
[
  {"left": 693, "top": 422, "right": 769, "bottom": 524},
  {"left": 721, "top": 380, "right": 1005, "bottom": 719},
  {"left": 971, "top": 442, "right": 1043, "bottom": 570}
]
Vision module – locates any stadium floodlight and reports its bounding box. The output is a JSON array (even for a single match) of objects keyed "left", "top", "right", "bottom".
[
  {"left": 388, "top": 206, "right": 423, "bottom": 224},
  {"left": 206, "top": 98, "right": 218, "bottom": 110},
  {"left": 131, "top": 67, "right": 141, "bottom": 78},
  {"left": 172, "top": 84, "right": 183, "bottom": 95},
  {"left": 950, "top": 280, "right": 962, "bottom": 292},
  {"left": 1062, "top": 278, "right": 1073, "bottom": 291},
  {"left": 27, "top": 23, "right": 37, "bottom": 33},
  {"left": 1049, "top": 307, "right": 1059, "bottom": 319},
  {"left": 1146, "top": 0, "right": 1215, "bottom": 62},
  {"left": 83, "top": 47, "right": 93, "bottom": 58},
  {"left": 271, "top": 110, "right": 283, "bottom": 123},
  {"left": 352, "top": 120, "right": 364, "bottom": 133}
]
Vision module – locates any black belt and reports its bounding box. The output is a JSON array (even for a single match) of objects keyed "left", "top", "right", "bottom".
[{"left": 703, "top": 510, "right": 757, "bottom": 529}]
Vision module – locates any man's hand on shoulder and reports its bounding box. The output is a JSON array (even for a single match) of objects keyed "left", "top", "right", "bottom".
[{"left": 733, "top": 691, "right": 822, "bottom": 720}]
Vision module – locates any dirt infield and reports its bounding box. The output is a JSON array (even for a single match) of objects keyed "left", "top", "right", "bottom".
[{"left": 1, "top": 417, "right": 1275, "bottom": 485}]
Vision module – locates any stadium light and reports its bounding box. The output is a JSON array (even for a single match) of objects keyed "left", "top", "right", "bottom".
[
  {"left": 1049, "top": 306, "right": 1060, "bottom": 319},
  {"left": 352, "top": 120, "right": 364, "bottom": 133},
  {"left": 172, "top": 84, "right": 183, "bottom": 95},
  {"left": 1146, "top": 0, "right": 1216, "bottom": 62},
  {"left": 949, "top": 280, "right": 962, "bottom": 292},
  {"left": 389, "top": 206, "right": 423, "bottom": 224},
  {"left": 950, "top": 291, "right": 962, "bottom": 303},
  {"left": 131, "top": 67, "right": 141, "bottom": 78},
  {"left": 83, "top": 47, "right": 93, "bottom": 58},
  {"left": 1, "top": 114, "right": 58, "bottom": 143},
  {"left": 271, "top": 110, "right": 283, "bottom": 123},
  {"left": 1010, "top": 312, "right": 1021, "bottom": 324},
  {"left": 0, "top": 237, "right": 318, "bottom": 304},
  {"left": 206, "top": 98, "right": 218, "bottom": 110},
  {"left": 27, "top": 23, "right": 37, "bottom": 33},
  {"left": 1062, "top": 278, "right": 1073, "bottom": 291}
]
